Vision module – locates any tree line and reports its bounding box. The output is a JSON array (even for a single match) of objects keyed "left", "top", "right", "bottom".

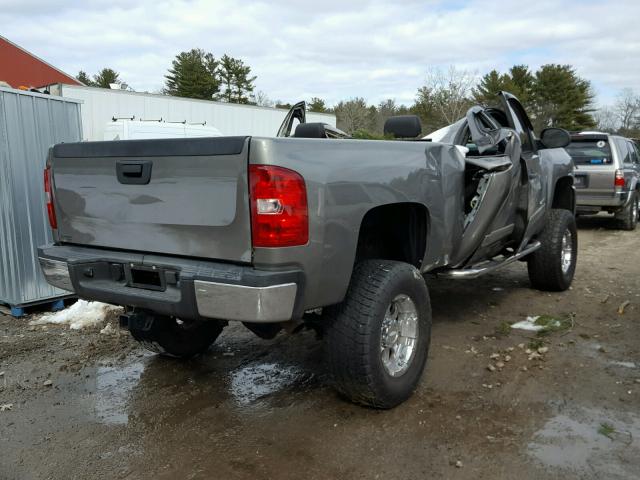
[
  {"left": 77, "top": 56, "right": 638, "bottom": 138},
  {"left": 331, "top": 64, "right": 600, "bottom": 138},
  {"left": 76, "top": 48, "right": 257, "bottom": 104}
]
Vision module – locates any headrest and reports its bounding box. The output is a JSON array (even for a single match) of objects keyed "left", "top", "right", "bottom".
[
  {"left": 384, "top": 115, "right": 422, "bottom": 138},
  {"left": 293, "top": 123, "right": 327, "bottom": 138}
]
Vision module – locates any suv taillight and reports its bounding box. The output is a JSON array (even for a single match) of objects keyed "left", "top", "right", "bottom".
[
  {"left": 249, "top": 165, "right": 308, "bottom": 247},
  {"left": 44, "top": 166, "right": 57, "bottom": 229},
  {"left": 614, "top": 170, "right": 625, "bottom": 191}
]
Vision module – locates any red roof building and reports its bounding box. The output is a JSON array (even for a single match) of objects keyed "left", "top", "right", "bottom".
[{"left": 0, "top": 35, "right": 82, "bottom": 89}]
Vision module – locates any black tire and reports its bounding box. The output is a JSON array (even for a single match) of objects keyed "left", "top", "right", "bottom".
[
  {"left": 129, "top": 315, "right": 225, "bottom": 359},
  {"left": 614, "top": 192, "right": 638, "bottom": 231},
  {"left": 324, "top": 260, "right": 431, "bottom": 408},
  {"left": 527, "top": 209, "right": 577, "bottom": 292}
]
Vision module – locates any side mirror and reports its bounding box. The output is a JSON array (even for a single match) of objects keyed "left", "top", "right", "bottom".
[
  {"left": 540, "top": 128, "right": 571, "bottom": 149},
  {"left": 384, "top": 115, "right": 422, "bottom": 139}
]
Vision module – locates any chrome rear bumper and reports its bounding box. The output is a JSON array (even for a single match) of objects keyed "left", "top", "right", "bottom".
[
  {"left": 39, "top": 257, "right": 74, "bottom": 292},
  {"left": 194, "top": 281, "right": 297, "bottom": 322},
  {"left": 38, "top": 245, "right": 301, "bottom": 323}
]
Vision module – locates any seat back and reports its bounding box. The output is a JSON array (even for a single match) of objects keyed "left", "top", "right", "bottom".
[
  {"left": 293, "top": 123, "right": 327, "bottom": 138},
  {"left": 384, "top": 115, "right": 422, "bottom": 139}
]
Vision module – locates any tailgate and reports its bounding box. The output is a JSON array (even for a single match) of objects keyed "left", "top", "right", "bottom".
[
  {"left": 50, "top": 136, "right": 252, "bottom": 263},
  {"left": 573, "top": 165, "right": 614, "bottom": 194}
]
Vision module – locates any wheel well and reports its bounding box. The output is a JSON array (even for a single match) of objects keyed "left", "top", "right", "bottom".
[
  {"left": 552, "top": 176, "right": 575, "bottom": 212},
  {"left": 355, "top": 203, "right": 428, "bottom": 267}
]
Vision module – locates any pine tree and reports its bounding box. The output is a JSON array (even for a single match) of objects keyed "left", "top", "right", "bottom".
[
  {"left": 217, "top": 54, "right": 256, "bottom": 104},
  {"left": 473, "top": 70, "right": 510, "bottom": 106},
  {"left": 164, "top": 49, "right": 220, "bottom": 100},
  {"left": 472, "top": 64, "right": 595, "bottom": 131},
  {"left": 533, "top": 64, "right": 595, "bottom": 131},
  {"left": 508, "top": 65, "right": 535, "bottom": 109},
  {"left": 93, "top": 68, "right": 120, "bottom": 88},
  {"left": 76, "top": 70, "right": 94, "bottom": 86},
  {"left": 308, "top": 97, "right": 328, "bottom": 113}
]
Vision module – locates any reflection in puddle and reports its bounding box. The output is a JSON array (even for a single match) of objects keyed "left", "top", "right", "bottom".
[
  {"left": 95, "top": 361, "right": 145, "bottom": 425},
  {"left": 529, "top": 407, "right": 640, "bottom": 478},
  {"left": 229, "top": 363, "right": 302, "bottom": 405},
  {"left": 610, "top": 361, "right": 637, "bottom": 369}
]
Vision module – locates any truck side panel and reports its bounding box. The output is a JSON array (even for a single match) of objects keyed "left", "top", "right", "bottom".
[{"left": 248, "top": 137, "right": 466, "bottom": 310}]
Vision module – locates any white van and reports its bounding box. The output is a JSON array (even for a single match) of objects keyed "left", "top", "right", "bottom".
[{"left": 103, "top": 119, "right": 223, "bottom": 140}]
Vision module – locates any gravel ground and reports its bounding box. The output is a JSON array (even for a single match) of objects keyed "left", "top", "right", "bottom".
[{"left": 1, "top": 215, "right": 639, "bottom": 480}]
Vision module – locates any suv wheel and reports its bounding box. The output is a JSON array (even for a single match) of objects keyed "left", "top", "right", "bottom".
[
  {"left": 615, "top": 192, "right": 638, "bottom": 231},
  {"left": 129, "top": 314, "right": 225, "bottom": 359},
  {"left": 324, "top": 260, "right": 431, "bottom": 408},
  {"left": 527, "top": 209, "right": 577, "bottom": 292}
]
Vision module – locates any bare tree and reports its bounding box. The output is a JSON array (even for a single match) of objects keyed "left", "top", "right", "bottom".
[
  {"left": 613, "top": 88, "right": 640, "bottom": 136},
  {"left": 375, "top": 99, "right": 398, "bottom": 133},
  {"left": 422, "top": 66, "right": 476, "bottom": 125},
  {"left": 593, "top": 106, "right": 618, "bottom": 133},
  {"left": 334, "top": 98, "right": 374, "bottom": 134},
  {"left": 251, "top": 90, "right": 274, "bottom": 107}
]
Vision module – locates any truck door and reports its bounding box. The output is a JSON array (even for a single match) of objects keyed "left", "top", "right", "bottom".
[
  {"left": 498, "top": 92, "right": 547, "bottom": 241},
  {"left": 277, "top": 101, "right": 306, "bottom": 137}
]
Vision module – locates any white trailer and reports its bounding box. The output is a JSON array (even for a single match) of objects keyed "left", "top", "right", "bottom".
[
  {"left": 103, "top": 119, "right": 223, "bottom": 140},
  {"left": 46, "top": 84, "right": 336, "bottom": 141}
]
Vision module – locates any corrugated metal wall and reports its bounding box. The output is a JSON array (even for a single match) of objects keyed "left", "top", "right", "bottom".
[
  {"left": 56, "top": 85, "right": 336, "bottom": 141},
  {"left": 0, "top": 87, "right": 82, "bottom": 306}
]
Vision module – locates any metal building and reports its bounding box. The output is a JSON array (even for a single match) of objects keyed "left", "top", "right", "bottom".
[
  {"left": 47, "top": 84, "right": 336, "bottom": 141},
  {"left": 0, "top": 87, "right": 82, "bottom": 314}
]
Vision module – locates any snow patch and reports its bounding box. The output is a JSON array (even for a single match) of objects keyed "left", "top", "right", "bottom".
[
  {"left": 30, "top": 300, "right": 123, "bottom": 330},
  {"left": 511, "top": 316, "right": 545, "bottom": 331}
]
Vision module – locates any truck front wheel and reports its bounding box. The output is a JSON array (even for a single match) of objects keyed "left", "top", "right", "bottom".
[
  {"left": 527, "top": 209, "right": 577, "bottom": 292},
  {"left": 128, "top": 314, "right": 225, "bottom": 359},
  {"left": 325, "top": 260, "right": 431, "bottom": 408}
]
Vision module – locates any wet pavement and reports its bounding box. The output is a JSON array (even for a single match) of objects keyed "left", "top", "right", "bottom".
[{"left": 1, "top": 216, "right": 639, "bottom": 479}]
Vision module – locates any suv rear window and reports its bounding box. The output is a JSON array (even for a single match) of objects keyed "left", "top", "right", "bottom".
[{"left": 566, "top": 139, "right": 612, "bottom": 165}]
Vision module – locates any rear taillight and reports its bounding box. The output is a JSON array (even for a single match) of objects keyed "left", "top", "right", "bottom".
[
  {"left": 614, "top": 170, "right": 625, "bottom": 191},
  {"left": 44, "top": 166, "right": 57, "bottom": 229},
  {"left": 249, "top": 165, "right": 308, "bottom": 247}
]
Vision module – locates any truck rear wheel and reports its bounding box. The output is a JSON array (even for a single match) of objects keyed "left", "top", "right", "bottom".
[
  {"left": 614, "top": 192, "right": 638, "bottom": 231},
  {"left": 129, "top": 315, "right": 225, "bottom": 359},
  {"left": 527, "top": 209, "right": 577, "bottom": 292},
  {"left": 324, "top": 260, "right": 431, "bottom": 408}
]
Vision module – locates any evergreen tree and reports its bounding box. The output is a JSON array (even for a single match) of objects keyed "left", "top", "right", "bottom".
[
  {"left": 410, "top": 86, "right": 446, "bottom": 133},
  {"left": 472, "top": 64, "right": 595, "bottom": 131},
  {"left": 164, "top": 49, "right": 219, "bottom": 100},
  {"left": 308, "top": 97, "right": 328, "bottom": 113},
  {"left": 93, "top": 68, "right": 121, "bottom": 88},
  {"left": 473, "top": 65, "right": 534, "bottom": 109},
  {"left": 473, "top": 70, "right": 510, "bottom": 106},
  {"left": 76, "top": 70, "right": 94, "bottom": 86},
  {"left": 217, "top": 54, "right": 256, "bottom": 104},
  {"left": 508, "top": 65, "right": 535, "bottom": 108},
  {"left": 533, "top": 64, "right": 595, "bottom": 131}
]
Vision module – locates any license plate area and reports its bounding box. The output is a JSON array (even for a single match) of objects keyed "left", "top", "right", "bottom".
[
  {"left": 574, "top": 174, "right": 588, "bottom": 188},
  {"left": 127, "top": 265, "right": 165, "bottom": 291}
]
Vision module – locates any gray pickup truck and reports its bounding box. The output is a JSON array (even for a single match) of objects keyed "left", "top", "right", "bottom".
[{"left": 39, "top": 92, "right": 576, "bottom": 408}]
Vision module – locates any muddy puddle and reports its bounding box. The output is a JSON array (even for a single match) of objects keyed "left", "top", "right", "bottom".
[
  {"left": 529, "top": 406, "right": 640, "bottom": 478},
  {"left": 94, "top": 360, "right": 146, "bottom": 425},
  {"left": 229, "top": 362, "right": 309, "bottom": 406}
]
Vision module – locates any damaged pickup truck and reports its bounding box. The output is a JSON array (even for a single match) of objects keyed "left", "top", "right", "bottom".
[{"left": 39, "top": 92, "right": 576, "bottom": 408}]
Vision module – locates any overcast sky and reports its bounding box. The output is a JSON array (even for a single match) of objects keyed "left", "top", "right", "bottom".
[{"left": 2, "top": 0, "right": 639, "bottom": 107}]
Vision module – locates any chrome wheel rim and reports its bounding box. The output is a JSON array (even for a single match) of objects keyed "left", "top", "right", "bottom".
[
  {"left": 380, "top": 294, "right": 419, "bottom": 377},
  {"left": 561, "top": 229, "right": 573, "bottom": 274},
  {"left": 632, "top": 200, "right": 638, "bottom": 224}
]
